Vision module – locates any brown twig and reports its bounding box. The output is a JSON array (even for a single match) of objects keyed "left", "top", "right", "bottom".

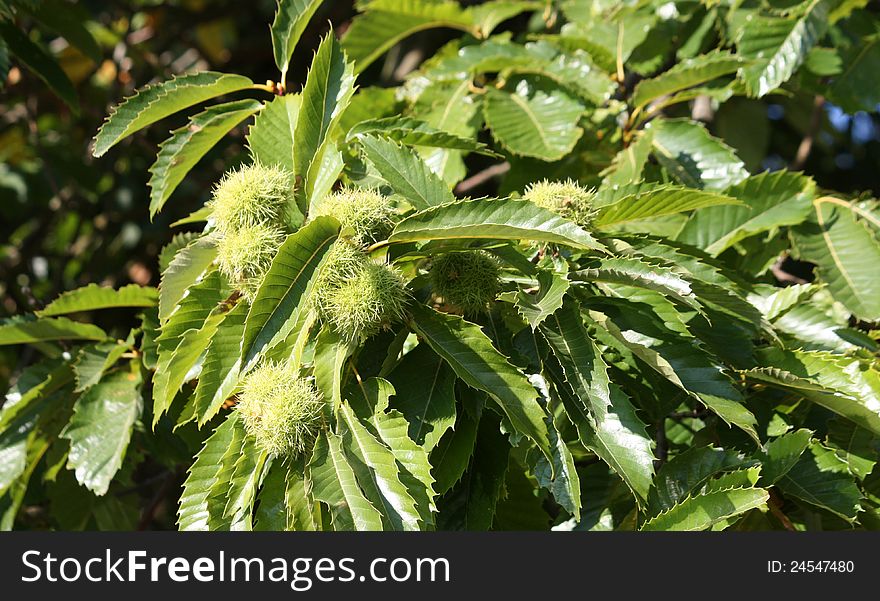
[
  {"left": 790, "top": 95, "right": 825, "bottom": 170},
  {"left": 454, "top": 162, "right": 510, "bottom": 195}
]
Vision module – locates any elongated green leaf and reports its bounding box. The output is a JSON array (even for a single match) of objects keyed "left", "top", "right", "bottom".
[
  {"left": 749, "top": 348, "right": 880, "bottom": 436},
  {"left": 359, "top": 379, "right": 438, "bottom": 524},
  {"left": 826, "top": 418, "right": 877, "bottom": 480},
  {"left": 38, "top": 284, "right": 158, "bottom": 317},
  {"left": 649, "top": 118, "right": 749, "bottom": 191},
  {"left": 792, "top": 197, "right": 880, "bottom": 321},
  {"left": 432, "top": 395, "right": 482, "bottom": 495},
  {"left": 339, "top": 402, "right": 421, "bottom": 530},
  {"left": 92, "top": 71, "right": 254, "bottom": 157},
  {"left": 313, "top": 327, "right": 355, "bottom": 409},
  {"left": 0, "top": 392, "right": 47, "bottom": 495},
  {"left": 540, "top": 302, "right": 655, "bottom": 504},
  {"left": 571, "top": 256, "right": 703, "bottom": 313},
  {"left": 294, "top": 33, "right": 355, "bottom": 213},
  {"left": 178, "top": 412, "right": 241, "bottom": 531},
  {"left": 677, "top": 171, "right": 815, "bottom": 256},
  {"left": 158, "top": 236, "right": 217, "bottom": 322},
  {"left": 758, "top": 429, "right": 813, "bottom": 485},
  {"left": 437, "top": 414, "right": 510, "bottom": 530},
  {"left": 0, "top": 20, "right": 78, "bottom": 112},
  {"left": 633, "top": 50, "right": 744, "bottom": 109},
  {"left": 594, "top": 185, "right": 740, "bottom": 228},
  {"left": 247, "top": 94, "right": 300, "bottom": 173},
  {"left": 73, "top": 341, "right": 130, "bottom": 392},
  {"left": 737, "top": 0, "right": 829, "bottom": 97},
  {"left": 270, "top": 0, "right": 323, "bottom": 78},
  {"left": 359, "top": 134, "right": 453, "bottom": 210},
  {"left": 254, "top": 460, "right": 289, "bottom": 531},
  {"left": 0, "top": 315, "right": 107, "bottom": 346},
  {"left": 776, "top": 442, "right": 861, "bottom": 521},
  {"left": 148, "top": 99, "right": 262, "bottom": 217},
  {"left": 349, "top": 116, "right": 494, "bottom": 154},
  {"left": 648, "top": 446, "right": 748, "bottom": 516},
  {"left": 342, "top": 0, "right": 474, "bottom": 72},
  {"left": 62, "top": 369, "right": 142, "bottom": 496},
  {"left": 641, "top": 487, "right": 768, "bottom": 531},
  {"left": 194, "top": 301, "right": 248, "bottom": 426},
  {"left": 515, "top": 270, "right": 570, "bottom": 330},
  {"left": 592, "top": 310, "right": 759, "bottom": 443},
  {"left": 529, "top": 415, "right": 581, "bottom": 519},
  {"left": 484, "top": 84, "right": 584, "bottom": 161},
  {"left": 601, "top": 129, "right": 654, "bottom": 187},
  {"left": 415, "top": 79, "right": 479, "bottom": 185},
  {"left": 241, "top": 217, "right": 339, "bottom": 370},
  {"left": 223, "top": 444, "right": 268, "bottom": 529},
  {"left": 387, "top": 344, "right": 456, "bottom": 451},
  {"left": 390, "top": 197, "right": 604, "bottom": 250},
  {"left": 409, "top": 303, "right": 551, "bottom": 460},
  {"left": 308, "top": 431, "right": 383, "bottom": 531}
]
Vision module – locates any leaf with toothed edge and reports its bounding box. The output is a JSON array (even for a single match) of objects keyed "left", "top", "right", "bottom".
[
  {"left": 149, "top": 99, "right": 262, "bottom": 217},
  {"left": 92, "top": 72, "right": 254, "bottom": 157},
  {"left": 409, "top": 303, "right": 553, "bottom": 463},
  {"left": 540, "top": 301, "right": 655, "bottom": 505}
]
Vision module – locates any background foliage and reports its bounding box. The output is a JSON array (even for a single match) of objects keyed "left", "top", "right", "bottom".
[{"left": 1, "top": 0, "right": 880, "bottom": 531}]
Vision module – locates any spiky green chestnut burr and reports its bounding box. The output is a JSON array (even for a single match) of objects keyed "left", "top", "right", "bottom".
[
  {"left": 215, "top": 223, "right": 285, "bottom": 300},
  {"left": 429, "top": 250, "right": 500, "bottom": 315},
  {"left": 237, "top": 360, "right": 324, "bottom": 457},
  {"left": 323, "top": 261, "right": 408, "bottom": 342},
  {"left": 208, "top": 163, "right": 296, "bottom": 233},
  {"left": 312, "top": 187, "right": 396, "bottom": 245},
  {"left": 523, "top": 178, "right": 596, "bottom": 228}
]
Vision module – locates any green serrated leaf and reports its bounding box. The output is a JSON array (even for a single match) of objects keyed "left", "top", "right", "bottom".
[
  {"left": 270, "top": 0, "right": 323, "bottom": 79},
  {"left": 633, "top": 50, "right": 744, "bottom": 109},
  {"left": 294, "top": 32, "right": 355, "bottom": 214},
  {"left": 748, "top": 348, "right": 880, "bottom": 436},
  {"left": 359, "top": 134, "right": 453, "bottom": 210},
  {"left": 649, "top": 118, "right": 749, "bottom": 191},
  {"left": 540, "top": 302, "right": 655, "bottom": 504},
  {"left": 241, "top": 217, "right": 339, "bottom": 370},
  {"left": 178, "top": 412, "right": 241, "bottom": 531},
  {"left": 387, "top": 344, "right": 456, "bottom": 451},
  {"left": 342, "top": 0, "right": 474, "bottom": 73},
  {"left": 641, "top": 486, "right": 768, "bottom": 531},
  {"left": 38, "top": 284, "right": 158, "bottom": 317},
  {"left": 92, "top": 71, "right": 254, "bottom": 157},
  {"left": 158, "top": 236, "right": 217, "bottom": 323},
  {"left": 339, "top": 402, "right": 421, "bottom": 531},
  {"left": 792, "top": 197, "right": 880, "bottom": 321},
  {"left": 308, "top": 430, "right": 383, "bottom": 531},
  {"left": 776, "top": 442, "right": 861, "bottom": 521},
  {"left": 0, "top": 315, "right": 107, "bottom": 346},
  {"left": 484, "top": 83, "right": 584, "bottom": 161},
  {"left": 62, "top": 369, "right": 142, "bottom": 496},
  {"left": 148, "top": 99, "right": 262, "bottom": 217},
  {"left": 73, "top": 341, "right": 130, "bottom": 392},
  {"left": 594, "top": 185, "right": 741, "bottom": 229},
  {"left": 194, "top": 301, "right": 248, "bottom": 426},
  {"left": 758, "top": 428, "right": 813, "bottom": 485},
  {"left": 410, "top": 303, "right": 552, "bottom": 461},
  {"left": 247, "top": 93, "right": 301, "bottom": 173},
  {"left": 390, "top": 197, "right": 605, "bottom": 250},
  {"left": 737, "top": 0, "right": 829, "bottom": 97},
  {"left": 515, "top": 270, "right": 570, "bottom": 330},
  {"left": 678, "top": 170, "right": 815, "bottom": 256}
]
